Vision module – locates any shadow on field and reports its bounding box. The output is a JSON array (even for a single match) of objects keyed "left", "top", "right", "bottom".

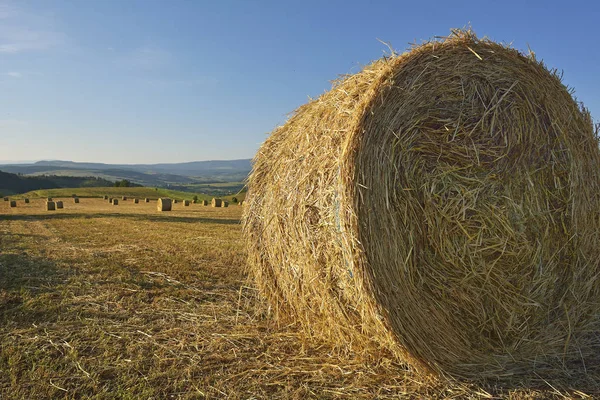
[
  {"left": 0, "top": 252, "right": 67, "bottom": 326},
  {"left": 0, "top": 213, "right": 240, "bottom": 225}
]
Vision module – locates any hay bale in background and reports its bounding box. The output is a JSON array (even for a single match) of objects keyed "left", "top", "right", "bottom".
[
  {"left": 122, "top": 196, "right": 127, "bottom": 201},
  {"left": 157, "top": 198, "right": 172, "bottom": 212},
  {"left": 55, "top": 201, "right": 63, "bottom": 209},
  {"left": 183, "top": 200, "right": 190, "bottom": 206},
  {"left": 73, "top": 198, "right": 80, "bottom": 204},
  {"left": 112, "top": 199, "right": 119, "bottom": 205},
  {"left": 221, "top": 201, "right": 229, "bottom": 208},
  {"left": 47, "top": 197, "right": 53, "bottom": 201},
  {"left": 108, "top": 198, "right": 113, "bottom": 203},
  {"left": 46, "top": 201, "right": 56, "bottom": 211},
  {"left": 145, "top": 198, "right": 150, "bottom": 203},
  {"left": 3, "top": 197, "right": 8, "bottom": 201},
  {"left": 243, "top": 30, "right": 600, "bottom": 380},
  {"left": 134, "top": 198, "right": 139, "bottom": 204},
  {"left": 104, "top": 195, "right": 108, "bottom": 200},
  {"left": 211, "top": 198, "right": 222, "bottom": 207},
  {"left": 71, "top": 194, "right": 77, "bottom": 198},
  {"left": 239, "top": 201, "right": 243, "bottom": 206},
  {"left": 202, "top": 200, "right": 208, "bottom": 206},
  {"left": 9, "top": 200, "right": 16, "bottom": 208},
  {"left": 24, "top": 198, "right": 29, "bottom": 204},
  {"left": 173, "top": 199, "right": 179, "bottom": 204}
]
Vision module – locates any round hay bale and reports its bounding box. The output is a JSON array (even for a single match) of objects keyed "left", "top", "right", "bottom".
[
  {"left": 202, "top": 200, "right": 209, "bottom": 206},
  {"left": 173, "top": 199, "right": 179, "bottom": 204},
  {"left": 55, "top": 201, "right": 63, "bottom": 209},
  {"left": 73, "top": 198, "right": 79, "bottom": 204},
  {"left": 134, "top": 198, "right": 139, "bottom": 204},
  {"left": 157, "top": 198, "right": 172, "bottom": 212},
  {"left": 183, "top": 200, "right": 190, "bottom": 206},
  {"left": 24, "top": 198, "right": 29, "bottom": 204},
  {"left": 112, "top": 199, "right": 119, "bottom": 205},
  {"left": 108, "top": 197, "right": 113, "bottom": 203},
  {"left": 104, "top": 195, "right": 108, "bottom": 200},
  {"left": 122, "top": 196, "right": 127, "bottom": 201},
  {"left": 145, "top": 198, "right": 150, "bottom": 203},
  {"left": 3, "top": 197, "right": 8, "bottom": 201},
  {"left": 211, "top": 198, "right": 222, "bottom": 207},
  {"left": 47, "top": 197, "right": 53, "bottom": 201},
  {"left": 45, "top": 201, "right": 56, "bottom": 211},
  {"left": 221, "top": 201, "right": 229, "bottom": 208},
  {"left": 9, "top": 200, "right": 16, "bottom": 208},
  {"left": 242, "top": 31, "right": 600, "bottom": 380}
]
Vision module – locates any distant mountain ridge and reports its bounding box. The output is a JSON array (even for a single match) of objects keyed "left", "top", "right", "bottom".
[{"left": 0, "top": 159, "right": 252, "bottom": 189}]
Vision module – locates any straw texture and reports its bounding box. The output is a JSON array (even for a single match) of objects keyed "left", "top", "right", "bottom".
[{"left": 243, "top": 30, "right": 600, "bottom": 381}]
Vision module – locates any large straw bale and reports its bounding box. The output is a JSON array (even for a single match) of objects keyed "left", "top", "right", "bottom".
[
  {"left": 46, "top": 201, "right": 56, "bottom": 211},
  {"left": 157, "top": 198, "right": 172, "bottom": 211},
  {"left": 55, "top": 201, "right": 63, "bottom": 209},
  {"left": 211, "top": 198, "right": 222, "bottom": 207},
  {"left": 242, "top": 30, "right": 600, "bottom": 381}
]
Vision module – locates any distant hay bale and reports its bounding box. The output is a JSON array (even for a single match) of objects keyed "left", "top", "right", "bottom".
[
  {"left": 157, "top": 198, "right": 172, "bottom": 212},
  {"left": 173, "top": 199, "right": 178, "bottom": 204},
  {"left": 71, "top": 194, "right": 77, "bottom": 198},
  {"left": 242, "top": 30, "right": 600, "bottom": 380},
  {"left": 134, "top": 198, "right": 139, "bottom": 204},
  {"left": 104, "top": 195, "right": 108, "bottom": 200},
  {"left": 112, "top": 199, "right": 119, "bottom": 205},
  {"left": 73, "top": 198, "right": 79, "bottom": 204},
  {"left": 24, "top": 198, "right": 29, "bottom": 204},
  {"left": 9, "top": 200, "right": 16, "bottom": 208},
  {"left": 47, "top": 197, "right": 53, "bottom": 201},
  {"left": 221, "top": 201, "right": 229, "bottom": 208},
  {"left": 202, "top": 200, "right": 208, "bottom": 206},
  {"left": 145, "top": 198, "right": 150, "bottom": 203},
  {"left": 211, "top": 198, "right": 222, "bottom": 207},
  {"left": 183, "top": 200, "right": 190, "bottom": 206},
  {"left": 3, "top": 197, "right": 8, "bottom": 201},
  {"left": 46, "top": 201, "right": 56, "bottom": 211},
  {"left": 239, "top": 201, "right": 243, "bottom": 206},
  {"left": 55, "top": 201, "right": 63, "bottom": 209},
  {"left": 122, "top": 196, "right": 127, "bottom": 200}
]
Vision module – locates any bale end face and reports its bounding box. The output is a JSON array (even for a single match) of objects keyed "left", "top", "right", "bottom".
[
  {"left": 46, "top": 201, "right": 56, "bottom": 211},
  {"left": 157, "top": 198, "right": 172, "bottom": 212}
]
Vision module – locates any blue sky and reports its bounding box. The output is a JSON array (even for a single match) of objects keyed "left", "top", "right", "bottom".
[{"left": 1, "top": 0, "right": 598, "bottom": 164}]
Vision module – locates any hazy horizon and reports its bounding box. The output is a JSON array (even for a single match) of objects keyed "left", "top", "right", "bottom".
[{"left": 2, "top": 0, "right": 598, "bottom": 164}]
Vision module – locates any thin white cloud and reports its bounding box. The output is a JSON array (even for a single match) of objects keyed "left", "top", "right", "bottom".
[
  {"left": 6, "top": 71, "right": 22, "bottom": 78},
  {"left": 0, "top": 5, "right": 67, "bottom": 54}
]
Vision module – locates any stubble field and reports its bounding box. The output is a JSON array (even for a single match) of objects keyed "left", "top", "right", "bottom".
[{"left": 0, "top": 197, "right": 590, "bottom": 399}]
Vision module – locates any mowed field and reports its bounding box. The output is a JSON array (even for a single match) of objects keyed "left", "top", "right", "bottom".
[{"left": 0, "top": 197, "right": 586, "bottom": 399}]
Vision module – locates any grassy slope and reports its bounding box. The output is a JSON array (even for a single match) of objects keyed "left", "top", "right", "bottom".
[{"left": 13, "top": 187, "right": 246, "bottom": 202}]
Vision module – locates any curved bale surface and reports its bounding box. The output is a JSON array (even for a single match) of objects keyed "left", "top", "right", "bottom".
[
  {"left": 157, "top": 198, "right": 172, "bottom": 211},
  {"left": 243, "top": 31, "right": 600, "bottom": 380}
]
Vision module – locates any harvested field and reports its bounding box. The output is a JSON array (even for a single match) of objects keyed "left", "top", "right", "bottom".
[{"left": 0, "top": 197, "right": 596, "bottom": 398}]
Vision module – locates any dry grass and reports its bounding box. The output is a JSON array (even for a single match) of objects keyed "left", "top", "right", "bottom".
[{"left": 0, "top": 199, "right": 597, "bottom": 398}]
